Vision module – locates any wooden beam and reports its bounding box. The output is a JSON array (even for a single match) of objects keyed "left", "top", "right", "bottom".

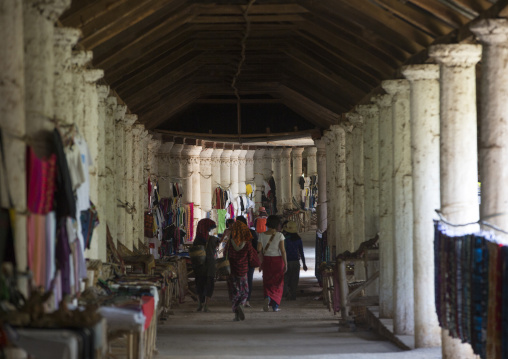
[
  {"left": 200, "top": 4, "right": 309, "bottom": 15},
  {"left": 139, "top": 88, "right": 201, "bottom": 129},
  {"left": 190, "top": 14, "right": 306, "bottom": 24},
  {"left": 298, "top": 1, "right": 425, "bottom": 55},
  {"left": 93, "top": 4, "right": 211, "bottom": 69},
  {"left": 115, "top": 49, "right": 200, "bottom": 93},
  {"left": 60, "top": 0, "right": 131, "bottom": 27},
  {"left": 369, "top": 0, "right": 453, "bottom": 36},
  {"left": 407, "top": 0, "right": 471, "bottom": 28},
  {"left": 277, "top": 85, "right": 343, "bottom": 127},
  {"left": 294, "top": 25, "right": 396, "bottom": 79},
  {"left": 195, "top": 98, "right": 282, "bottom": 104},
  {"left": 289, "top": 36, "right": 380, "bottom": 88},
  {"left": 153, "top": 128, "right": 320, "bottom": 140},
  {"left": 79, "top": 0, "right": 187, "bottom": 49},
  {"left": 284, "top": 47, "right": 368, "bottom": 101}
]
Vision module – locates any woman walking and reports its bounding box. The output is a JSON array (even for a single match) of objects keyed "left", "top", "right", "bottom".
[
  {"left": 236, "top": 215, "right": 258, "bottom": 308},
  {"left": 283, "top": 220, "right": 307, "bottom": 300},
  {"left": 192, "top": 218, "right": 220, "bottom": 312},
  {"left": 227, "top": 220, "right": 260, "bottom": 321},
  {"left": 258, "top": 215, "right": 287, "bottom": 312}
]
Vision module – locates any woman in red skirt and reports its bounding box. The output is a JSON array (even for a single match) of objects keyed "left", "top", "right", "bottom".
[{"left": 257, "top": 215, "right": 287, "bottom": 312}]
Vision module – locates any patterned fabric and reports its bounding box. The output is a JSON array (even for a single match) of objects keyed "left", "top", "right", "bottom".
[
  {"left": 228, "top": 240, "right": 259, "bottom": 277},
  {"left": 227, "top": 274, "right": 249, "bottom": 312},
  {"left": 196, "top": 218, "right": 216, "bottom": 242},
  {"left": 434, "top": 224, "right": 496, "bottom": 359},
  {"left": 231, "top": 221, "right": 252, "bottom": 247}
]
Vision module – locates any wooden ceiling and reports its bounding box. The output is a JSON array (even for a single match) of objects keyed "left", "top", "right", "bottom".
[{"left": 60, "top": 0, "right": 508, "bottom": 139}]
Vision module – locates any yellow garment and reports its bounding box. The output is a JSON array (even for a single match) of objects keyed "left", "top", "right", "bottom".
[{"left": 246, "top": 184, "right": 253, "bottom": 197}]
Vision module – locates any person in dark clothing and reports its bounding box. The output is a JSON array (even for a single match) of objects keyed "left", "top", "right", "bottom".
[
  {"left": 236, "top": 215, "right": 258, "bottom": 307},
  {"left": 192, "top": 218, "right": 220, "bottom": 312},
  {"left": 283, "top": 221, "right": 307, "bottom": 300},
  {"left": 227, "top": 220, "right": 260, "bottom": 321}
]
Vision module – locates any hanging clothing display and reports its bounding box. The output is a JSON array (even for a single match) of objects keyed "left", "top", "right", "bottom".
[{"left": 434, "top": 222, "right": 508, "bottom": 359}]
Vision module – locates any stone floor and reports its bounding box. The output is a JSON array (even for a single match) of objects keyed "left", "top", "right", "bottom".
[{"left": 155, "top": 230, "right": 442, "bottom": 359}]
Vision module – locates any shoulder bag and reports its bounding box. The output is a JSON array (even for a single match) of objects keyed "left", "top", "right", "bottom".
[{"left": 258, "top": 233, "right": 276, "bottom": 269}]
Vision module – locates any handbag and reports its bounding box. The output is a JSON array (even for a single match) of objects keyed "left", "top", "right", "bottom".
[
  {"left": 216, "top": 242, "right": 231, "bottom": 276},
  {"left": 258, "top": 233, "right": 276, "bottom": 268}
]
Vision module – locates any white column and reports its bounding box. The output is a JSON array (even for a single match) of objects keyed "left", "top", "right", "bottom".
[
  {"left": 253, "top": 148, "right": 265, "bottom": 210},
  {"left": 271, "top": 148, "right": 283, "bottom": 212},
  {"left": 357, "top": 104, "right": 380, "bottom": 297},
  {"left": 315, "top": 140, "right": 327, "bottom": 233},
  {"left": 142, "top": 133, "right": 152, "bottom": 244},
  {"left": 148, "top": 136, "right": 161, "bottom": 192},
  {"left": 238, "top": 149, "right": 248, "bottom": 199},
  {"left": 305, "top": 146, "right": 317, "bottom": 177},
  {"left": 0, "top": 0, "right": 27, "bottom": 290},
  {"left": 87, "top": 70, "right": 106, "bottom": 260},
  {"left": 200, "top": 146, "right": 214, "bottom": 215},
  {"left": 169, "top": 143, "right": 183, "bottom": 185},
  {"left": 158, "top": 141, "right": 174, "bottom": 198},
  {"left": 114, "top": 105, "right": 127, "bottom": 246},
  {"left": 346, "top": 113, "right": 366, "bottom": 280},
  {"left": 123, "top": 114, "right": 137, "bottom": 251},
  {"left": 102, "top": 94, "right": 118, "bottom": 253},
  {"left": 402, "top": 64, "right": 441, "bottom": 348},
  {"left": 324, "top": 125, "right": 346, "bottom": 254},
  {"left": 53, "top": 27, "right": 81, "bottom": 124},
  {"left": 292, "top": 148, "right": 305, "bottom": 207},
  {"left": 230, "top": 148, "right": 241, "bottom": 202},
  {"left": 180, "top": 144, "right": 195, "bottom": 205},
  {"left": 220, "top": 148, "right": 232, "bottom": 189},
  {"left": 357, "top": 105, "right": 380, "bottom": 240},
  {"left": 94, "top": 85, "right": 110, "bottom": 261},
  {"left": 24, "top": 0, "right": 69, "bottom": 149},
  {"left": 470, "top": 21, "right": 508, "bottom": 359},
  {"left": 382, "top": 79, "right": 414, "bottom": 335},
  {"left": 245, "top": 149, "right": 256, "bottom": 183},
  {"left": 429, "top": 43, "right": 481, "bottom": 359},
  {"left": 137, "top": 130, "right": 149, "bottom": 248},
  {"left": 372, "top": 93, "right": 395, "bottom": 318},
  {"left": 210, "top": 146, "right": 223, "bottom": 198},
  {"left": 281, "top": 147, "right": 292, "bottom": 209},
  {"left": 132, "top": 125, "right": 146, "bottom": 249},
  {"left": 472, "top": 19, "right": 508, "bottom": 228},
  {"left": 323, "top": 130, "right": 336, "bottom": 255},
  {"left": 190, "top": 144, "right": 202, "bottom": 227},
  {"left": 341, "top": 123, "right": 354, "bottom": 254}
]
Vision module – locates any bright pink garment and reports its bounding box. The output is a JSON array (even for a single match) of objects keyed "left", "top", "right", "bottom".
[
  {"left": 27, "top": 147, "right": 57, "bottom": 214},
  {"left": 262, "top": 256, "right": 284, "bottom": 306}
]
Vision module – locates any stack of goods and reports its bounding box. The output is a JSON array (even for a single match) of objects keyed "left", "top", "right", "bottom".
[{"left": 434, "top": 222, "right": 508, "bottom": 359}]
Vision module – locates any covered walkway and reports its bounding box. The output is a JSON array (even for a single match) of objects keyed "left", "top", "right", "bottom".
[{"left": 155, "top": 231, "right": 438, "bottom": 359}]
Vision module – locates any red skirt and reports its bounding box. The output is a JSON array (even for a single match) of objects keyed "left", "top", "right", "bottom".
[{"left": 262, "top": 256, "right": 285, "bottom": 305}]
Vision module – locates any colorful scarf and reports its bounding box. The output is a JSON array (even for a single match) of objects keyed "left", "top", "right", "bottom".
[
  {"left": 196, "top": 218, "right": 216, "bottom": 241},
  {"left": 231, "top": 221, "right": 252, "bottom": 247}
]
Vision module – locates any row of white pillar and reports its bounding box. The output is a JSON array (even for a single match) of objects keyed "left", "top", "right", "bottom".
[
  {"left": 0, "top": 0, "right": 159, "bottom": 269},
  {"left": 314, "top": 18, "right": 508, "bottom": 359}
]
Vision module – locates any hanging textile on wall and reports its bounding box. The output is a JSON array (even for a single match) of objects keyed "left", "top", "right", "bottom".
[
  {"left": 434, "top": 222, "right": 508, "bottom": 359},
  {"left": 184, "top": 203, "right": 194, "bottom": 241},
  {"left": 217, "top": 209, "right": 227, "bottom": 234}
]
